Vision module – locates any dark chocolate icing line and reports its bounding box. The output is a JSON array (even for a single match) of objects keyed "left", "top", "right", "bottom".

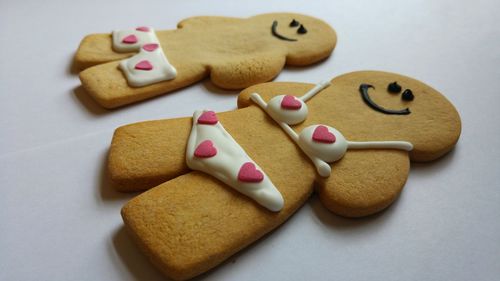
[
  {"left": 359, "top": 84, "right": 411, "bottom": 115},
  {"left": 271, "top": 20, "right": 297, "bottom": 42}
]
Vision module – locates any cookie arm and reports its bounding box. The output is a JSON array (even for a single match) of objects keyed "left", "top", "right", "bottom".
[
  {"left": 317, "top": 149, "right": 410, "bottom": 218},
  {"left": 209, "top": 51, "right": 287, "bottom": 90},
  {"left": 177, "top": 16, "right": 243, "bottom": 29}
]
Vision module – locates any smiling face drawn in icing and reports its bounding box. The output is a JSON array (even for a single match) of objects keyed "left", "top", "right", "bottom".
[
  {"left": 271, "top": 19, "right": 308, "bottom": 41},
  {"left": 359, "top": 83, "right": 413, "bottom": 115},
  {"left": 249, "top": 13, "right": 336, "bottom": 66},
  {"left": 359, "top": 81, "right": 419, "bottom": 115}
]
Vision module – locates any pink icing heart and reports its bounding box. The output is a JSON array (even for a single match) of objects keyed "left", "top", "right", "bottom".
[
  {"left": 197, "top": 111, "right": 218, "bottom": 125},
  {"left": 238, "top": 162, "right": 264, "bottom": 183},
  {"left": 134, "top": 60, "right": 153, "bottom": 71},
  {"left": 143, "top": 43, "right": 159, "bottom": 52},
  {"left": 194, "top": 140, "right": 217, "bottom": 158},
  {"left": 312, "top": 125, "right": 336, "bottom": 143},
  {"left": 281, "top": 95, "right": 302, "bottom": 110},
  {"left": 136, "top": 26, "right": 150, "bottom": 32},
  {"left": 122, "top": 34, "right": 138, "bottom": 44}
]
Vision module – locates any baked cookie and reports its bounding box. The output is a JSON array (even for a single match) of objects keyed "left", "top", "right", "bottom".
[
  {"left": 108, "top": 71, "right": 461, "bottom": 280},
  {"left": 74, "top": 13, "right": 336, "bottom": 108}
]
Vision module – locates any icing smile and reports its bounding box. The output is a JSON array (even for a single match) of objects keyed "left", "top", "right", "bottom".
[
  {"left": 271, "top": 19, "right": 307, "bottom": 41},
  {"left": 359, "top": 84, "right": 411, "bottom": 115}
]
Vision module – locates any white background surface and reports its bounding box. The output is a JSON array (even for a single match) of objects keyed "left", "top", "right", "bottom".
[{"left": 1, "top": 0, "right": 500, "bottom": 280}]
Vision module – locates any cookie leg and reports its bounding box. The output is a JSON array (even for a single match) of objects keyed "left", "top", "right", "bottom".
[
  {"left": 78, "top": 49, "right": 286, "bottom": 108},
  {"left": 109, "top": 117, "right": 192, "bottom": 192},
  {"left": 122, "top": 169, "right": 312, "bottom": 281},
  {"left": 74, "top": 33, "right": 133, "bottom": 70},
  {"left": 109, "top": 104, "right": 317, "bottom": 193},
  {"left": 317, "top": 149, "right": 410, "bottom": 218},
  {"left": 79, "top": 59, "right": 206, "bottom": 108}
]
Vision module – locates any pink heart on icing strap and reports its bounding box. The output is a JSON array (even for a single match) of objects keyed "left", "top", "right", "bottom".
[
  {"left": 312, "top": 125, "right": 336, "bottom": 143},
  {"left": 122, "top": 34, "right": 138, "bottom": 44},
  {"left": 194, "top": 140, "right": 217, "bottom": 158},
  {"left": 143, "top": 43, "right": 159, "bottom": 52},
  {"left": 197, "top": 111, "right": 218, "bottom": 125},
  {"left": 134, "top": 60, "right": 153, "bottom": 71},
  {"left": 238, "top": 162, "right": 264, "bottom": 183},
  {"left": 281, "top": 95, "right": 302, "bottom": 110},
  {"left": 136, "top": 26, "right": 150, "bottom": 32}
]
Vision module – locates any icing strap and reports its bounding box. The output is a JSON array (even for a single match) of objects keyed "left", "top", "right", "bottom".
[
  {"left": 250, "top": 81, "right": 413, "bottom": 177},
  {"left": 186, "top": 110, "right": 284, "bottom": 212},
  {"left": 112, "top": 27, "right": 177, "bottom": 87}
]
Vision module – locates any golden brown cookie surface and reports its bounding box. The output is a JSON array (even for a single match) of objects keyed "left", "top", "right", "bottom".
[
  {"left": 110, "top": 71, "right": 461, "bottom": 279},
  {"left": 75, "top": 13, "right": 336, "bottom": 108}
]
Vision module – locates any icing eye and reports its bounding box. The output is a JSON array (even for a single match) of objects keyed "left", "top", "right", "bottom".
[
  {"left": 297, "top": 24, "right": 307, "bottom": 34},
  {"left": 289, "top": 19, "right": 300, "bottom": 27},
  {"left": 402, "top": 89, "right": 414, "bottom": 101},
  {"left": 387, "top": 81, "right": 402, "bottom": 93}
]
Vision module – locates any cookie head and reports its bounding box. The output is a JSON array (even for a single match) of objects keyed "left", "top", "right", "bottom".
[
  {"left": 324, "top": 71, "right": 461, "bottom": 162},
  {"left": 271, "top": 18, "right": 308, "bottom": 42},
  {"left": 252, "top": 13, "right": 337, "bottom": 65}
]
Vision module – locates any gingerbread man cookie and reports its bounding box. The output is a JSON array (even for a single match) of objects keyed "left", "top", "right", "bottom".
[
  {"left": 74, "top": 13, "right": 336, "bottom": 108},
  {"left": 108, "top": 71, "right": 461, "bottom": 280}
]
